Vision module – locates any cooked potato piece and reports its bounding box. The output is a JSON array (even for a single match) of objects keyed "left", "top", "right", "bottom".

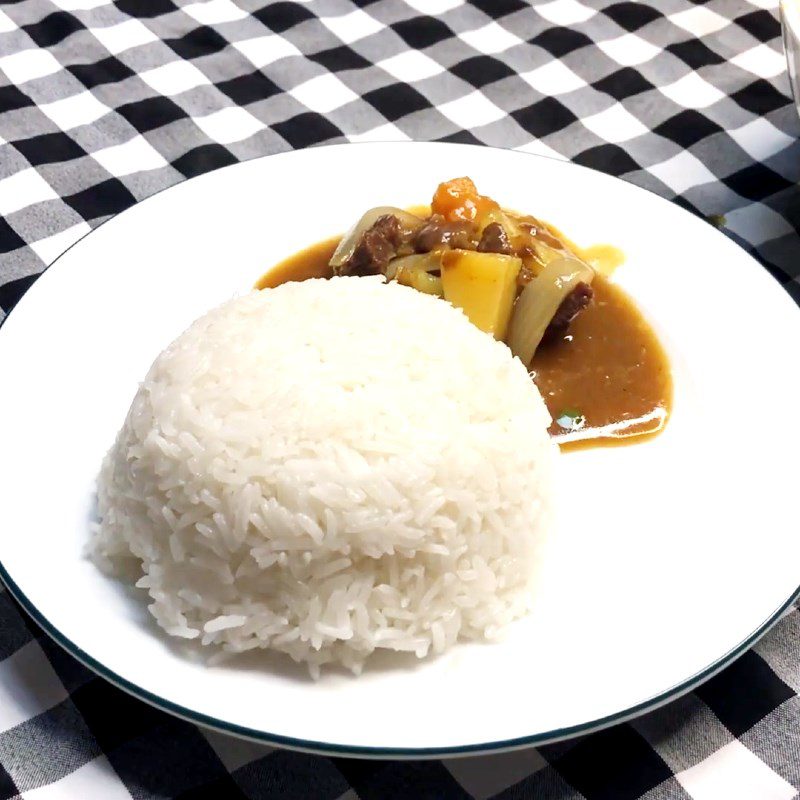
[{"left": 441, "top": 250, "right": 521, "bottom": 339}]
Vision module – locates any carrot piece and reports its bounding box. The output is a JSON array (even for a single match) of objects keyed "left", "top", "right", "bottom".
[{"left": 431, "top": 177, "right": 498, "bottom": 223}]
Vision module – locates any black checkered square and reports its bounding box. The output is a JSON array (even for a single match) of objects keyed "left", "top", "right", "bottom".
[
  {"left": 235, "top": 751, "right": 350, "bottom": 800},
  {"left": 544, "top": 726, "right": 673, "bottom": 800},
  {"left": 334, "top": 758, "right": 471, "bottom": 799},
  {"left": 695, "top": 650, "right": 795, "bottom": 738}
]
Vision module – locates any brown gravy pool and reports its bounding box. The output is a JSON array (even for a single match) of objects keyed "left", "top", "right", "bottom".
[{"left": 257, "top": 239, "right": 672, "bottom": 451}]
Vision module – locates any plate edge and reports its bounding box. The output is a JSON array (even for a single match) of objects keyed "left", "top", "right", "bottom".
[{"left": 0, "top": 558, "right": 797, "bottom": 759}]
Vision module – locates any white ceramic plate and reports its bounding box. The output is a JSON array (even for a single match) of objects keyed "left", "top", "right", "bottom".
[{"left": 1, "top": 143, "right": 798, "bottom": 758}]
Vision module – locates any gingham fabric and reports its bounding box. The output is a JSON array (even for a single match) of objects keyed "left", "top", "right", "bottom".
[{"left": 0, "top": 0, "right": 798, "bottom": 798}]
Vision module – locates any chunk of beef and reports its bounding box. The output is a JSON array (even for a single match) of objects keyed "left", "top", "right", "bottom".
[
  {"left": 372, "top": 214, "right": 403, "bottom": 248},
  {"left": 345, "top": 214, "right": 402, "bottom": 275},
  {"left": 477, "top": 222, "right": 513, "bottom": 255},
  {"left": 542, "top": 282, "right": 594, "bottom": 342},
  {"left": 414, "top": 217, "right": 475, "bottom": 252}
]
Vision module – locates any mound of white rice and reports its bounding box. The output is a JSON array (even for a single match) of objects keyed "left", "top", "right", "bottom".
[{"left": 92, "top": 276, "right": 558, "bottom": 676}]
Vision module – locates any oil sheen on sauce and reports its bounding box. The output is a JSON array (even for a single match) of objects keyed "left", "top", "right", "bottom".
[{"left": 256, "top": 237, "right": 672, "bottom": 452}]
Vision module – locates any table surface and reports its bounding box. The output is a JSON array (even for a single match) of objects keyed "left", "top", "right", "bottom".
[{"left": 1, "top": 1, "right": 799, "bottom": 798}]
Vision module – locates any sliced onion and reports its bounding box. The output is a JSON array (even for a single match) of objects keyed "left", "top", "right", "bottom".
[
  {"left": 507, "top": 256, "right": 594, "bottom": 367},
  {"left": 387, "top": 253, "right": 444, "bottom": 296},
  {"left": 533, "top": 239, "right": 572, "bottom": 266},
  {"left": 497, "top": 209, "right": 525, "bottom": 241},
  {"left": 329, "top": 207, "right": 425, "bottom": 269},
  {"left": 396, "top": 267, "right": 443, "bottom": 296},
  {"left": 384, "top": 252, "right": 442, "bottom": 281}
]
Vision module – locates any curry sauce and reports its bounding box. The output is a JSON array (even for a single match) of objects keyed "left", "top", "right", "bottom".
[
  {"left": 532, "top": 277, "right": 671, "bottom": 450},
  {"left": 257, "top": 237, "right": 672, "bottom": 452},
  {"left": 256, "top": 238, "right": 341, "bottom": 289}
]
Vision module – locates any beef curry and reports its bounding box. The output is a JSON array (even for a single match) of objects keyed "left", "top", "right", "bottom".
[{"left": 257, "top": 178, "right": 672, "bottom": 451}]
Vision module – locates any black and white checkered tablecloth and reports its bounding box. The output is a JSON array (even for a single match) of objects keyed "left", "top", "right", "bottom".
[{"left": 1, "top": 0, "right": 799, "bottom": 797}]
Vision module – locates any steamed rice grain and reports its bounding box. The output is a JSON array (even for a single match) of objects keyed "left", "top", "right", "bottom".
[{"left": 91, "top": 277, "right": 558, "bottom": 676}]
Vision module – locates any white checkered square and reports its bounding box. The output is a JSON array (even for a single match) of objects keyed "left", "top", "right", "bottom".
[
  {"left": 459, "top": 21, "right": 523, "bottom": 55},
  {"left": 182, "top": 0, "right": 249, "bottom": 26},
  {"left": 659, "top": 72, "right": 726, "bottom": 109},
  {"left": 233, "top": 34, "right": 301, "bottom": 69},
  {"left": 91, "top": 135, "right": 169, "bottom": 176},
  {"left": 535, "top": 0, "right": 597, "bottom": 25},
  {"left": 193, "top": 105, "right": 264, "bottom": 144},
  {"left": 730, "top": 44, "right": 788, "bottom": 79},
  {"left": 50, "top": 0, "right": 108, "bottom": 9},
  {"left": 90, "top": 18, "right": 158, "bottom": 55},
  {"left": 515, "top": 139, "right": 568, "bottom": 160},
  {"left": 676, "top": 740, "right": 796, "bottom": 800},
  {"left": 669, "top": 7, "right": 731, "bottom": 37},
  {"left": 39, "top": 91, "right": 110, "bottom": 130},
  {"left": 438, "top": 90, "right": 506, "bottom": 129},
  {"left": 0, "top": 9, "right": 16, "bottom": 33},
  {"left": 347, "top": 122, "right": 411, "bottom": 142},
  {"left": 598, "top": 33, "right": 661, "bottom": 66},
  {"left": 378, "top": 50, "right": 444, "bottom": 82},
  {"left": 647, "top": 150, "right": 718, "bottom": 194},
  {"left": 582, "top": 103, "right": 650, "bottom": 143},
  {"left": 289, "top": 73, "right": 359, "bottom": 114},
  {"left": 521, "top": 60, "right": 586, "bottom": 95},
  {"left": 728, "top": 117, "right": 795, "bottom": 162},
  {"left": 0, "top": 168, "right": 59, "bottom": 216},
  {"left": 139, "top": 60, "right": 210, "bottom": 97},
  {"left": 320, "top": 9, "right": 383, "bottom": 44},
  {"left": 0, "top": 48, "right": 62, "bottom": 84},
  {"left": 404, "top": 0, "right": 462, "bottom": 12}
]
